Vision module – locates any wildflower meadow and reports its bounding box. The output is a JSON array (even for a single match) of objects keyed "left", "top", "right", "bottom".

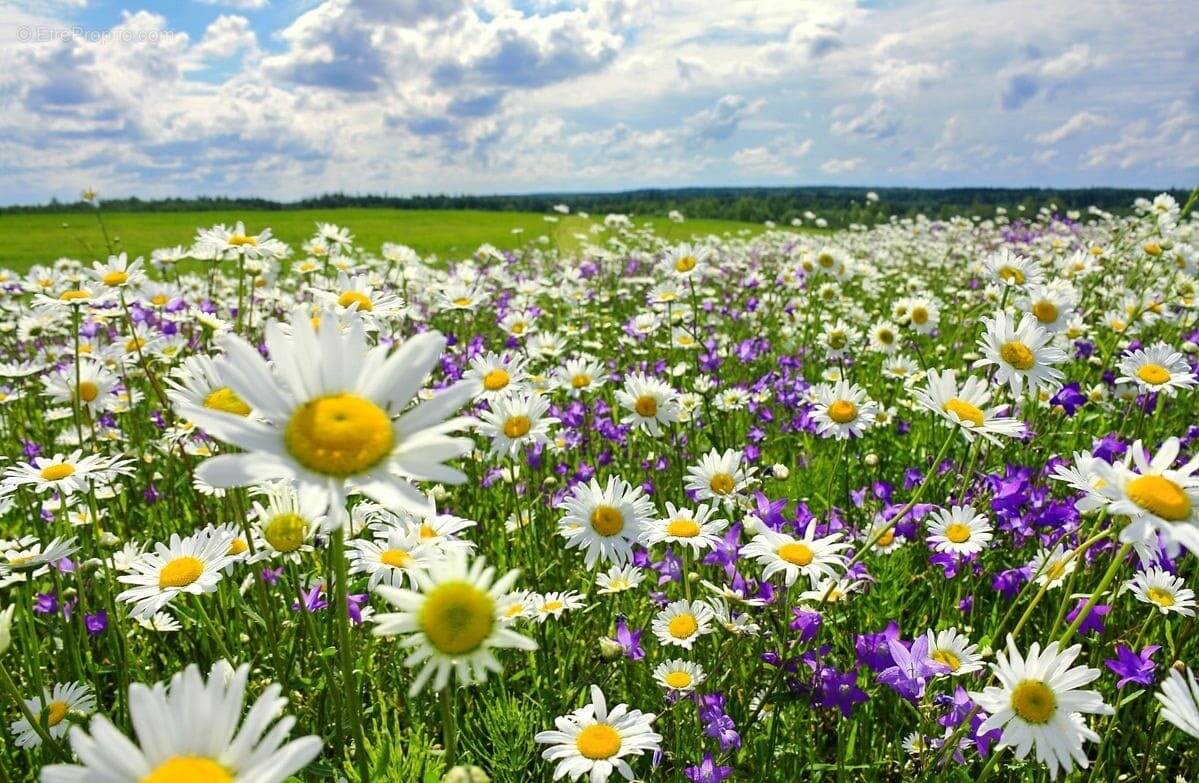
[{"left": 3, "top": 192, "right": 1199, "bottom": 783}]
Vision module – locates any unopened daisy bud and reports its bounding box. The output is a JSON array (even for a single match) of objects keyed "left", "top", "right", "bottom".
[
  {"left": 542, "top": 475, "right": 557, "bottom": 487},
  {"left": 442, "top": 766, "right": 489, "bottom": 783},
  {"left": 431, "top": 485, "right": 450, "bottom": 501},
  {"left": 771, "top": 463, "right": 790, "bottom": 480},
  {"left": 1174, "top": 660, "right": 1187, "bottom": 673},
  {"left": 98, "top": 532, "right": 121, "bottom": 548},
  {"left": 1183, "top": 341, "right": 1197, "bottom": 354},
  {"left": 864, "top": 453, "right": 879, "bottom": 467},
  {"left": 0, "top": 604, "right": 13, "bottom": 655},
  {"left": 1086, "top": 355, "right": 1102, "bottom": 367},
  {"left": 599, "top": 636, "right": 624, "bottom": 659},
  {"left": 81, "top": 558, "right": 104, "bottom": 573},
  {"left": 1144, "top": 241, "right": 1162, "bottom": 256}
]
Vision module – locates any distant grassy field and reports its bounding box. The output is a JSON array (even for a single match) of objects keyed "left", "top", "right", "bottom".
[{"left": 0, "top": 208, "right": 790, "bottom": 271}]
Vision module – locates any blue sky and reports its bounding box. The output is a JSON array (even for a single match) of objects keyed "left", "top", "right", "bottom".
[{"left": 0, "top": 0, "right": 1196, "bottom": 204}]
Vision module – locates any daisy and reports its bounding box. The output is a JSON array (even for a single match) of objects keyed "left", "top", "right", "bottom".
[
  {"left": 653, "top": 660, "right": 706, "bottom": 694},
  {"left": 869, "top": 321, "right": 902, "bottom": 354},
  {"left": 1126, "top": 567, "right": 1196, "bottom": 616},
  {"left": 615, "top": 373, "right": 680, "bottom": 435},
  {"left": 898, "top": 296, "right": 940, "bottom": 334},
  {"left": 710, "top": 597, "right": 761, "bottom": 636},
  {"left": 437, "top": 282, "right": 484, "bottom": 312},
  {"left": 1116, "top": 342, "right": 1196, "bottom": 396},
  {"left": 554, "top": 356, "right": 607, "bottom": 396},
  {"left": 926, "top": 505, "right": 993, "bottom": 555},
  {"left": 136, "top": 611, "right": 182, "bottom": 633},
  {"left": 651, "top": 599, "right": 714, "bottom": 650},
  {"left": 595, "top": 564, "right": 645, "bottom": 595},
  {"left": 912, "top": 369, "right": 1025, "bottom": 444},
  {"left": 9, "top": 682, "right": 95, "bottom": 748},
  {"left": 498, "top": 309, "right": 537, "bottom": 338},
  {"left": 2, "top": 451, "right": 133, "bottom": 498},
  {"left": 970, "top": 636, "right": 1112, "bottom": 780},
  {"left": 373, "top": 552, "right": 537, "bottom": 694},
  {"left": 247, "top": 481, "right": 327, "bottom": 561},
  {"left": 640, "top": 502, "right": 727, "bottom": 553},
  {"left": 531, "top": 591, "right": 586, "bottom": 622},
  {"left": 91, "top": 252, "right": 146, "bottom": 291},
  {"left": 811, "top": 381, "right": 879, "bottom": 439},
  {"left": 40, "top": 662, "right": 321, "bottom": 783},
  {"left": 183, "top": 308, "right": 474, "bottom": 519},
  {"left": 534, "top": 685, "right": 661, "bottom": 783},
  {"left": 1157, "top": 666, "right": 1199, "bottom": 739},
  {"left": 975, "top": 310, "right": 1066, "bottom": 396},
  {"left": 1090, "top": 437, "right": 1199, "bottom": 555},
  {"left": 40, "top": 360, "right": 117, "bottom": 415},
  {"left": 1027, "top": 543, "right": 1075, "bottom": 590},
  {"left": 348, "top": 526, "right": 437, "bottom": 590},
  {"left": 465, "top": 352, "right": 528, "bottom": 400},
  {"left": 192, "top": 222, "right": 283, "bottom": 261},
  {"left": 986, "top": 248, "right": 1044, "bottom": 289},
  {"left": 797, "top": 575, "right": 861, "bottom": 604},
  {"left": 557, "top": 476, "right": 654, "bottom": 568},
  {"left": 741, "top": 526, "right": 850, "bottom": 587},
  {"left": 924, "top": 628, "right": 984, "bottom": 677},
  {"left": 477, "top": 391, "right": 558, "bottom": 456},
  {"left": 1022, "top": 282, "right": 1077, "bottom": 333},
  {"left": 0, "top": 536, "right": 79, "bottom": 579},
  {"left": 316, "top": 272, "right": 407, "bottom": 325},
  {"left": 684, "top": 448, "right": 756, "bottom": 507},
  {"left": 665, "top": 243, "right": 710, "bottom": 278},
  {"left": 116, "top": 529, "right": 237, "bottom": 618},
  {"left": 862, "top": 516, "right": 905, "bottom": 553}
]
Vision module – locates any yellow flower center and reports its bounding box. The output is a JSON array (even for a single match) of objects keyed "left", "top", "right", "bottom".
[
  {"left": 675, "top": 255, "right": 697, "bottom": 273},
  {"left": 998, "top": 266, "right": 1025, "bottom": 285},
  {"left": 337, "top": 291, "right": 374, "bottom": 312},
  {"left": 418, "top": 580, "right": 495, "bottom": 655},
  {"left": 151, "top": 294, "right": 169, "bottom": 306},
  {"left": 576, "top": 723, "right": 622, "bottom": 760},
  {"left": 1010, "top": 679, "right": 1056, "bottom": 724},
  {"left": 1126, "top": 475, "right": 1192, "bottom": 521},
  {"left": 1146, "top": 586, "right": 1175, "bottom": 607},
  {"left": 379, "top": 548, "right": 410, "bottom": 568},
  {"left": 668, "top": 613, "right": 698, "bottom": 639},
  {"left": 40, "top": 463, "right": 76, "bottom": 481},
  {"left": 1045, "top": 560, "right": 1067, "bottom": 581},
  {"left": 204, "top": 387, "right": 251, "bottom": 417},
  {"left": 227, "top": 538, "right": 248, "bottom": 556},
  {"left": 778, "top": 542, "right": 814, "bottom": 566},
  {"left": 59, "top": 290, "right": 90, "bottom": 302},
  {"left": 911, "top": 307, "right": 929, "bottom": 325},
  {"left": 875, "top": 528, "right": 895, "bottom": 547},
  {"left": 503, "top": 415, "right": 531, "bottom": 439},
  {"left": 999, "top": 341, "right": 1035, "bottom": 371},
  {"left": 828, "top": 332, "right": 848, "bottom": 350},
  {"left": 1136, "top": 364, "right": 1171, "bottom": 386},
  {"left": 284, "top": 394, "right": 394, "bottom": 477},
  {"left": 542, "top": 600, "right": 564, "bottom": 612},
  {"left": 944, "top": 398, "right": 984, "bottom": 427},
  {"left": 634, "top": 394, "right": 658, "bottom": 418},
  {"left": 77, "top": 381, "right": 99, "bottom": 402},
  {"left": 264, "top": 513, "right": 307, "bottom": 553},
  {"left": 877, "top": 329, "right": 895, "bottom": 345},
  {"left": 453, "top": 297, "right": 472, "bottom": 307},
  {"left": 945, "top": 522, "right": 972, "bottom": 544},
  {"left": 708, "top": 472, "right": 735, "bottom": 495},
  {"left": 102, "top": 271, "right": 128, "bottom": 286},
  {"left": 45, "top": 700, "right": 69, "bottom": 727},
  {"left": 817, "top": 252, "right": 835, "bottom": 268},
  {"left": 228, "top": 235, "right": 257, "bottom": 247},
  {"left": 159, "top": 556, "right": 204, "bottom": 589},
  {"left": 141, "top": 756, "right": 232, "bottom": 783},
  {"left": 570, "top": 373, "right": 592, "bottom": 389},
  {"left": 591, "top": 505, "right": 624, "bottom": 536},
  {"left": 932, "top": 649, "right": 961, "bottom": 672},
  {"left": 511, "top": 322, "right": 526, "bottom": 334},
  {"left": 664, "top": 671, "right": 693, "bottom": 689},
  {"left": 828, "top": 400, "right": 858, "bottom": 424},
  {"left": 125, "top": 337, "right": 145, "bottom": 353},
  {"left": 666, "top": 518, "right": 700, "bottom": 538},
  {"left": 1032, "top": 301, "right": 1058, "bottom": 324},
  {"left": 480, "top": 369, "right": 512, "bottom": 392}
]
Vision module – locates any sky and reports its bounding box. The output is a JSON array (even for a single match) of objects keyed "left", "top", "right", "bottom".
[{"left": 0, "top": 0, "right": 1196, "bottom": 205}]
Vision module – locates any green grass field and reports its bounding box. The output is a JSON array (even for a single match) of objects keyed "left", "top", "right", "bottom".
[{"left": 0, "top": 209, "right": 789, "bottom": 271}]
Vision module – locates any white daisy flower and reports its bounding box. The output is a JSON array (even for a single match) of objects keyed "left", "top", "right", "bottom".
[
  {"left": 595, "top": 564, "right": 645, "bottom": 595},
  {"left": 1157, "top": 666, "right": 1199, "bottom": 739},
  {"left": 926, "top": 505, "right": 993, "bottom": 555},
  {"left": 640, "top": 502, "right": 727, "bottom": 553},
  {"left": 465, "top": 352, "right": 528, "bottom": 400},
  {"left": 9, "top": 682, "right": 95, "bottom": 748},
  {"left": 912, "top": 368, "right": 1025, "bottom": 444},
  {"left": 970, "top": 636, "right": 1112, "bottom": 780},
  {"left": 986, "top": 247, "right": 1044, "bottom": 289},
  {"left": 348, "top": 526, "right": 437, "bottom": 590},
  {"left": 40, "top": 662, "right": 321, "bottom": 783},
  {"left": 1116, "top": 342, "right": 1197, "bottom": 397},
  {"left": 812, "top": 381, "right": 879, "bottom": 440},
  {"left": 556, "top": 476, "right": 654, "bottom": 568},
  {"left": 924, "top": 628, "right": 984, "bottom": 677},
  {"left": 373, "top": 552, "right": 538, "bottom": 695},
  {"left": 741, "top": 526, "right": 850, "bottom": 587},
  {"left": 477, "top": 391, "right": 558, "bottom": 456},
  {"left": 534, "top": 685, "right": 661, "bottom": 783},
  {"left": 653, "top": 659, "right": 706, "bottom": 694},
  {"left": 3, "top": 450, "right": 134, "bottom": 497},
  {"left": 684, "top": 448, "right": 756, "bottom": 507},
  {"left": 1126, "top": 567, "right": 1196, "bottom": 616},
  {"left": 974, "top": 309, "right": 1066, "bottom": 396},
  {"left": 651, "top": 599, "right": 715, "bottom": 650},
  {"left": 1090, "top": 437, "right": 1199, "bottom": 556},
  {"left": 1027, "top": 543, "right": 1076, "bottom": 590},
  {"left": 615, "top": 372, "right": 680, "bottom": 435},
  {"left": 554, "top": 356, "right": 607, "bottom": 396},
  {"left": 116, "top": 529, "right": 237, "bottom": 618}
]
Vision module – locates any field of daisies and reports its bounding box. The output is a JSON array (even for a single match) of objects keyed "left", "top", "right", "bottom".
[{"left": 2, "top": 194, "right": 1199, "bottom": 782}]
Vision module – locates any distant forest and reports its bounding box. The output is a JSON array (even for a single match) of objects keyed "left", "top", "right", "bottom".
[{"left": 3, "top": 187, "right": 1192, "bottom": 228}]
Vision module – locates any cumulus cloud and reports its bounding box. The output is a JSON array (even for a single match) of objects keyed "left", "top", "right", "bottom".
[
  {"left": 686, "top": 95, "right": 761, "bottom": 142},
  {"left": 831, "top": 101, "right": 900, "bottom": 140},
  {"left": 196, "top": 0, "right": 270, "bottom": 9},
  {"left": 820, "top": 157, "right": 864, "bottom": 174}
]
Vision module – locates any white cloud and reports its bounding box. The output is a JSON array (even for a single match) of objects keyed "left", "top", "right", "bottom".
[
  {"left": 196, "top": 0, "right": 270, "bottom": 9},
  {"left": 1039, "top": 43, "right": 1100, "bottom": 79},
  {"left": 821, "top": 157, "right": 864, "bottom": 174},
  {"left": 1032, "top": 111, "right": 1108, "bottom": 145}
]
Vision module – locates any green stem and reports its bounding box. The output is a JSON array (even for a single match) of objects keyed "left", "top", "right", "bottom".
[{"left": 1059, "top": 542, "right": 1132, "bottom": 645}]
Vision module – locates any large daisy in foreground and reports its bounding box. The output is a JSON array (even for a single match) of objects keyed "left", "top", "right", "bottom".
[
  {"left": 184, "top": 308, "right": 474, "bottom": 518},
  {"left": 40, "top": 662, "right": 321, "bottom": 783},
  {"left": 970, "top": 636, "right": 1111, "bottom": 780}
]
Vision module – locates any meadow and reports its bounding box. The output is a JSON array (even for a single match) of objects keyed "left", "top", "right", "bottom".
[
  {"left": 1, "top": 197, "right": 1199, "bottom": 783},
  {"left": 0, "top": 209, "right": 780, "bottom": 271}
]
